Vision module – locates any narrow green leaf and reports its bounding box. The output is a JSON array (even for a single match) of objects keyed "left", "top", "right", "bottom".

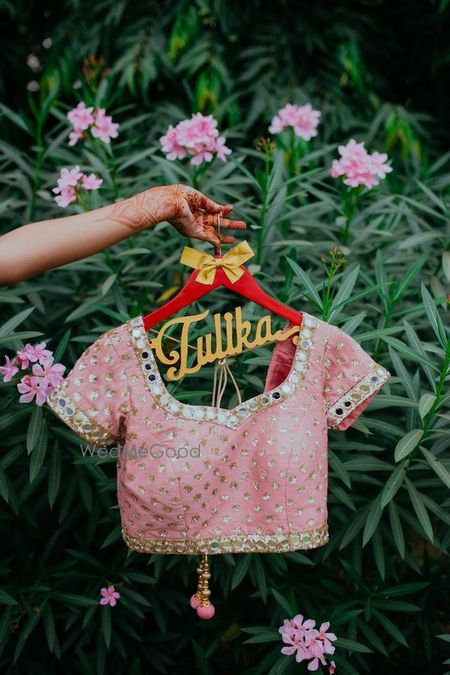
[
  {"left": 267, "top": 655, "right": 292, "bottom": 675},
  {"left": 415, "top": 179, "right": 447, "bottom": 213},
  {"left": 373, "top": 608, "right": 408, "bottom": 647},
  {"left": 53, "top": 329, "right": 72, "bottom": 363},
  {"left": 192, "top": 638, "right": 215, "bottom": 675},
  {"left": 0, "top": 462, "right": 10, "bottom": 503},
  {"left": 362, "top": 496, "right": 384, "bottom": 546},
  {"left": 271, "top": 588, "right": 294, "bottom": 617},
  {"left": 251, "top": 555, "right": 267, "bottom": 602},
  {"left": 418, "top": 393, "right": 436, "bottom": 419},
  {"left": 42, "top": 603, "right": 56, "bottom": 653},
  {"left": 392, "top": 253, "right": 427, "bottom": 303},
  {"left": 388, "top": 501, "right": 405, "bottom": 558},
  {"left": 329, "top": 450, "right": 351, "bottom": 488},
  {"left": 29, "top": 420, "right": 48, "bottom": 483},
  {"left": 380, "top": 462, "right": 406, "bottom": 507},
  {"left": 385, "top": 336, "right": 437, "bottom": 370},
  {"left": 285, "top": 257, "right": 322, "bottom": 308},
  {"left": 48, "top": 443, "right": 61, "bottom": 508},
  {"left": 421, "top": 283, "right": 448, "bottom": 350},
  {"left": 404, "top": 477, "right": 434, "bottom": 542},
  {"left": 119, "top": 587, "right": 152, "bottom": 607},
  {"left": 334, "top": 637, "right": 373, "bottom": 653},
  {"left": 0, "top": 590, "right": 18, "bottom": 605},
  {"left": 372, "top": 528, "right": 385, "bottom": 580},
  {"left": 231, "top": 554, "right": 252, "bottom": 590},
  {"left": 380, "top": 581, "right": 430, "bottom": 596},
  {"left": 420, "top": 446, "right": 450, "bottom": 490},
  {"left": 51, "top": 592, "right": 98, "bottom": 607},
  {"left": 442, "top": 252, "right": 450, "bottom": 283},
  {"left": 27, "top": 405, "right": 43, "bottom": 454},
  {"left": 13, "top": 611, "right": 40, "bottom": 663},
  {"left": 100, "top": 606, "right": 112, "bottom": 649},
  {"left": 0, "top": 307, "right": 36, "bottom": 338},
  {"left": 0, "top": 103, "right": 32, "bottom": 134},
  {"left": 394, "top": 429, "right": 423, "bottom": 462},
  {"left": 339, "top": 505, "right": 369, "bottom": 549},
  {"left": 242, "top": 633, "right": 281, "bottom": 644},
  {"left": 101, "top": 274, "right": 117, "bottom": 296},
  {"left": 403, "top": 319, "right": 437, "bottom": 389},
  {"left": 329, "top": 264, "right": 361, "bottom": 319}
]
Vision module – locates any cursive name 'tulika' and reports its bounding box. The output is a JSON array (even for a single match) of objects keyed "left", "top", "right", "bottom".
[{"left": 148, "top": 306, "right": 300, "bottom": 381}]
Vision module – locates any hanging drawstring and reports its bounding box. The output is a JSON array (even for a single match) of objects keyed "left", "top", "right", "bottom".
[
  {"left": 189, "top": 554, "right": 215, "bottom": 619},
  {"left": 212, "top": 357, "right": 243, "bottom": 408}
]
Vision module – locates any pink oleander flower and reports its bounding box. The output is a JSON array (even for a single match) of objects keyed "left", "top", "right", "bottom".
[
  {"left": 81, "top": 173, "right": 103, "bottom": 190},
  {"left": 0, "top": 355, "right": 19, "bottom": 382},
  {"left": 279, "top": 614, "right": 337, "bottom": 672},
  {"left": 269, "top": 102, "right": 321, "bottom": 141},
  {"left": 90, "top": 108, "right": 120, "bottom": 144},
  {"left": 52, "top": 166, "right": 103, "bottom": 208},
  {"left": 31, "top": 360, "right": 65, "bottom": 391},
  {"left": 67, "top": 101, "right": 94, "bottom": 131},
  {"left": 330, "top": 138, "right": 392, "bottom": 188},
  {"left": 99, "top": 585, "right": 121, "bottom": 607},
  {"left": 1, "top": 342, "right": 66, "bottom": 405},
  {"left": 56, "top": 166, "right": 84, "bottom": 189},
  {"left": 160, "top": 113, "right": 232, "bottom": 166},
  {"left": 15, "top": 342, "right": 54, "bottom": 370},
  {"left": 67, "top": 102, "right": 119, "bottom": 146},
  {"left": 17, "top": 374, "right": 50, "bottom": 406}
]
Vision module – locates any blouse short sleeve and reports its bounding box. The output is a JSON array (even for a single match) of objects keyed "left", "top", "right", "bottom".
[
  {"left": 322, "top": 323, "right": 391, "bottom": 431},
  {"left": 45, "top": 330, "right": 130, "bottom": 447}
]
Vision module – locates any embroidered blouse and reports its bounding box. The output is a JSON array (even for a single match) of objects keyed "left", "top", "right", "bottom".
[{"left": 45, "top": 311, "right": 391, "bottom": 556}]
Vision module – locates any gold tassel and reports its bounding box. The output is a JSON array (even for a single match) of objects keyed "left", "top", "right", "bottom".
[{"left": 189, "top": 553, "right": 215, "bottom": 619}]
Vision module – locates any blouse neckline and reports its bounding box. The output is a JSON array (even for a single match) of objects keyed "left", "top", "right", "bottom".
[{"left": 126, "top": 312, "right": 318, "bottom": 430}]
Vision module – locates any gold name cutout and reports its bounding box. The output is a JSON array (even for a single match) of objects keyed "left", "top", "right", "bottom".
[{"left": 148, "top": 306, "right": 300, "bottom": 381}]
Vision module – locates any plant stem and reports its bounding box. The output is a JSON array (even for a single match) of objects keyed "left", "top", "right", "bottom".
[
  {"left": 256, "top": 164, "right": 270, "bottom": 266},
  {"left": 407, "top": 341, "right": 450, "bottom": 463},
  {"left": 30, "top": 121, "right": 45, "bottom": 223}
]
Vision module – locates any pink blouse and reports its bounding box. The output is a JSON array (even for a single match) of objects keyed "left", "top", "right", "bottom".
[{"left": 46, "top": 311, "right": 391, "bottom": 556}]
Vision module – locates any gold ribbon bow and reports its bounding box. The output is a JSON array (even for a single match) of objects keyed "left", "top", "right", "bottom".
[{"left": 179, "top": 240, "right": 254, "bottom": 285}]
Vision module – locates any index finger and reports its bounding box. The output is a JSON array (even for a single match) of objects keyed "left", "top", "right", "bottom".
[{"left": 185, "top": 186, "right": 231, "bottom": 214}]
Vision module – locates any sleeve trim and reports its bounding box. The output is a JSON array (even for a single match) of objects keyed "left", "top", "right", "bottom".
[
  {"left": 327, "top": 363, "right": 391, "bottom": 430},
  {"left": 46, "top": 386, "right": 118, "bottom": 448}
]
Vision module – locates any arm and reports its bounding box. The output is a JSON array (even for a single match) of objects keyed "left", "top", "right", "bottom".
[{"left": 0, "top": 183, "right": 246, "bottom": 286}]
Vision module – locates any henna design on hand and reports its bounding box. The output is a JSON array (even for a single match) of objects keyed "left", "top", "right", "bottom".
[{"left": 95, "top": 190, "right": 167, "bottom": 233}]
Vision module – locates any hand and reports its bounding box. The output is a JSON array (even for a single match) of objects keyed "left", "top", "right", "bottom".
[
  {"left": 164, "top": 184, "right": 247, "bottom": 254},
  {"left": 104, "top": 184, "right": 246, "bottom": 253}
]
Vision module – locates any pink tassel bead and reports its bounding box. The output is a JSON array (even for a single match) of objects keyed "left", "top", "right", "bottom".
[{"left": 197, "top": 602, "right": 215, "bottom": 620}]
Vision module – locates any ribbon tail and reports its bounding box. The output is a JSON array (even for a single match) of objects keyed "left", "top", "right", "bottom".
[
  {"left": 196, "top": 265, "right": 216, "bottom": 285},
  {"left": 223, "top": 265, "right": 245, "bottom": 284}
]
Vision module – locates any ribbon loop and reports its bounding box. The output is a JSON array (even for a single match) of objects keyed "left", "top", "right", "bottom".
[{"left": 179, "top": 240, "right": 254, "bottom": 285}]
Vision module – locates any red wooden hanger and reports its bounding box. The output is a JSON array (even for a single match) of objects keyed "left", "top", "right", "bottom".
[{"left": 142, "top": 247, "right": 303, "bottom": 331}]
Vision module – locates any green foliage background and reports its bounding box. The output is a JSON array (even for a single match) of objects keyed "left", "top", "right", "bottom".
[{"left": 0, "top": 1, "right": 449, "bottom": 673}]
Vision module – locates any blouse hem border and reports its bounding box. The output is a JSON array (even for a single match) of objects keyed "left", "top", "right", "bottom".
[{"left": 121, "top": 522, "right": 329, "bottom": 555}]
